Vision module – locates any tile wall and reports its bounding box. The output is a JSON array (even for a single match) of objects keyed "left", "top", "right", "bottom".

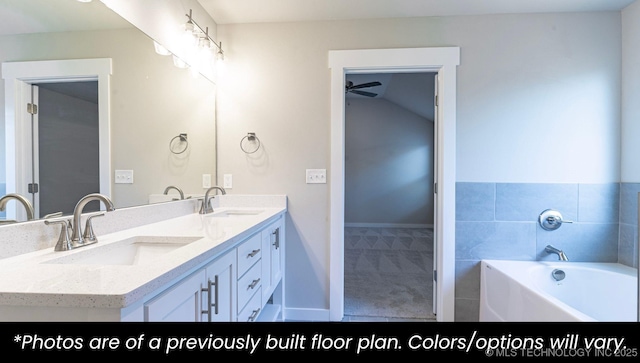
[{"left": 454, "top": 182, "right": 638, "bottom": 321}]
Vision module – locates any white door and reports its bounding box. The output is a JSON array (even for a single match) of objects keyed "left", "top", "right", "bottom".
[{"left": 432, "top": 72, "right": 439, "bottom": 315}]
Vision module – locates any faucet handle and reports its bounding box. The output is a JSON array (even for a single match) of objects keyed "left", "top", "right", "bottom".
[
  {"left": 83, "top": 213, "right": 105, "bottom": 245},
  {"left": 45, "top": 219, "right": 73, "bottom": 251},
  {"left": 539, "top": 209, "right": 573, "bottom": 230},
  {"left": 199, "top": 198, "right": 214, "bottom": 214}
]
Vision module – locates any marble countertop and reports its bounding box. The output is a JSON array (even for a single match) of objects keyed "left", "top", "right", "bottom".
[{"left": 0, "top": 206, "right": 286, "bottom": 309}]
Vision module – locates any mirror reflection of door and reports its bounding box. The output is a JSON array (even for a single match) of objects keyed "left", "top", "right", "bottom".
[{"left": 29, "top": 81, "right": 100, "bottom": 218}]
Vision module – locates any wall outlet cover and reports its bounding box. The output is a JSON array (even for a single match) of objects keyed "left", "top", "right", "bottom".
[
  {"left": 202, "top": 174, "right": 212, "bottom": 188},
  {"left": 224, "top": 174, "right": 233, "bottom": 189}
]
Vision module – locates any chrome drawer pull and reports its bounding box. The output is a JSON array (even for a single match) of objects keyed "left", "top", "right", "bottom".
[
  {"left": 248, "top": 308, "right": 261, "bottom": 322},
  {"left": 248, "top": 278, "right": 260, "bottom": 290},
  {"left": 200, "top": 275, "right": 219, "bottom": 321},
  {"left": 272, "top": 227, "right": 280, "bottom": 249},
  {"left": 247, "top": 249, "right": 260, "bottom": 258}
]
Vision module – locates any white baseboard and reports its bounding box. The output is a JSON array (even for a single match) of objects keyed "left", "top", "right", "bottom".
[
  {"left": 344, "top": 223, "right": 433, "bottom": 229},
  {"left": 283, "top": 307, "right": 332, "bottom": 322}
]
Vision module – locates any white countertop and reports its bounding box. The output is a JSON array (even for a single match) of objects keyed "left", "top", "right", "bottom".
[{"left": 0, "top": 206, "right": 286, "bottom": 309}]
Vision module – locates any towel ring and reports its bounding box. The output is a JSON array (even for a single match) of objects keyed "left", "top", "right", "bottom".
[
  {"left": 240, "top": 132, "right": 261, "bottom": 154},
  {"left": 170, "top": 133, "right": 189, "bottom": 154}
]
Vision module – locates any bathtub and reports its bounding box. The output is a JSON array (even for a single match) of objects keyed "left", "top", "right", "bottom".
[{"left": 479, "top": 259, "right": 638, "bottom": 322}]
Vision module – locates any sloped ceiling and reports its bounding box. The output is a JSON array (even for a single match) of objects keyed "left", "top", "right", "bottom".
[
  {"left": 198, "top": 0, "right": 636, "bottom": 24},
  {"left": 346, "top": 73, "right": 436, "bottom": 122},
  {"left": 0, "top": 0, "right": 131, "bottom": 35}
]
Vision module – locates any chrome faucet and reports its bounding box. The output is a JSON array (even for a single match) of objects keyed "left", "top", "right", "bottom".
[
  {"left": 0, "top": 193, "right": 35, "bottom": 221},
  {"left": 70, "top": 193, "right": 115, "bottom": 246},
  {"left": 163, "top": 185, "right": 184, "bottom": 200},
  {"left": 199, "top": 186, "right": 226, "bottom": 214},
  {"left": 545, "top": 244, "right": 568, "bottom": 261}
]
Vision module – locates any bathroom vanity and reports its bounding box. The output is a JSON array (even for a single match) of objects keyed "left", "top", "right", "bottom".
[{"left": 0, "top": 195, "right": 286, "bottom": 322}]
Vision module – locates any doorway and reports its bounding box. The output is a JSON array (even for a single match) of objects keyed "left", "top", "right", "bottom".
[
  {"left": 343, "top": 72, "right": 436, "bottom": 321},
  {"left": 2, "top": 58, "right": 111, "bottom": 221},
  {"left": 33, "top": 81, "right": 101, "bottom": 217},
  {"left": 328, "top": 47, "right": 459, "bottom": 322}
]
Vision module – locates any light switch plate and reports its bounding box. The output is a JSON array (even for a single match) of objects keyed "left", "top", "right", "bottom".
[
  {"left": 223, "top": 174, "right": 233, "bottom": 189},
  {"left": 306, "top": 169, "right": 326, "bottom": 184},
  {"left": 115, "top": 170, "right": 133, "bottom": 184}
]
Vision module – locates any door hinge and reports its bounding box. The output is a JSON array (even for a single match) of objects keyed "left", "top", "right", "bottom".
[
  {"left": 434, "top": 182, "right": 437, "bottom": 194},
  {"left": 28, "top": 183, "right": 39, "bottom": 194},
  {"left": 433, "top": 270, "right": 437, "bottom": 282},
  {"left": 435, "top": 95, "right": 438, "bottom": 107},
  {"left": 27, "top": 103, "right": 38, "bottom": 115}
]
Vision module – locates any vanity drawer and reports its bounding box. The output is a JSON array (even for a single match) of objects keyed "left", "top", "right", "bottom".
[
  {"left": 236, "top": 233, "right": 261, "bottom": 277},
  {"left": 237, "top": 260, "right": 262, "bottom": 313},
  {"left": 237, "top": 286, "right": 262, "bottom": 322}
]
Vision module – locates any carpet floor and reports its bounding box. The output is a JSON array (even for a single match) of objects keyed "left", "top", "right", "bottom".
[{"left": 343, "top": 227, "right": 436, "bottom": 321}]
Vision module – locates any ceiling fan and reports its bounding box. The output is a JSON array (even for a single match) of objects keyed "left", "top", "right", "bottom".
[{"left": 345, "top": 80, "right": 382, "bottom": 97}]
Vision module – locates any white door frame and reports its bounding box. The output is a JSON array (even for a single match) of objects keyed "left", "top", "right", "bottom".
[
  {"left": 329, "top": 47, "right": 459, "bottom": 322},
  {"left": 2, "top": 58, "right": 112, "bottom": 220}
]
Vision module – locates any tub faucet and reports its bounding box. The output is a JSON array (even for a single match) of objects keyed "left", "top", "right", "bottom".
[
  {"left": 70, "top": 193, "right": 115, "bottom": 247},
  {"left": 163, "top": 185, "right": 184, "bottom": 200},
  {"left": 545, "top": 244, "right": 568, "bottom": 261},
  {"left": 0, "top": 193, "right": 34, "bottom": 221},
  {"left": 199, "top": 186, "right": 226, "bottom": 214}
]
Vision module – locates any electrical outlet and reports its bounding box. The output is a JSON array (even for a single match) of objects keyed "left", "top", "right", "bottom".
[
  {"left": 224, "top": 174, "right": 233, "bottom": 189},
  {"left": 114, "top": 170, "right": 133, "bottom": 184},
  {"left": 202, "top": 174, "right": 211, "bottom": 188},
  {"left": 306, "top": 169, "right": 326, "bottom": 184}
]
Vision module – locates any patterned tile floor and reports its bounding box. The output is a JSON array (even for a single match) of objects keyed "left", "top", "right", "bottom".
[{"left": 342, "top": 227, "right": 436, "bottom": 322}]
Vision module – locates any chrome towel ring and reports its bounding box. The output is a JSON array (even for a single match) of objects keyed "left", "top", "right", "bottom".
[
  {"left": 240, "top": 132, "right": 261, "bottom": 154},
  {"left": 170, "top": 133, "right": 189, "bottom": 154}
]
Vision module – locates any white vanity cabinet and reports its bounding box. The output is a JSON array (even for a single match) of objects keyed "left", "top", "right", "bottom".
[
  {"left": 236, "top": 233, "right": 263, "bottom": 321},
  {"left": 143, "top": 269, "right": 206, "bottom": 322},
  {"left": 260, "top": 217, "right": 283, "bottom": 304},
  {"left": 202, "top": 249, "right": 236, "bottom": 322},
  {"left": 143, "top": 214, "right": 285, "bottom": 322},
  {"left": 143, "top": 249, "right": 236, "bottom": 322},
  {"left": 0, "top": 197, "right": 287, "bottom": 322}
]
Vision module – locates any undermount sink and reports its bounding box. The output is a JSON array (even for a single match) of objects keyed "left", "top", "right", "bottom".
[
  {"left": 44, "top": 235, "right": 202, "bottom": 266},
  {"left": 208, "top": 209, "right": 264, "bottom": 218}
]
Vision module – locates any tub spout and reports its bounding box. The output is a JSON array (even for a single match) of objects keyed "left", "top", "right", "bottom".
[{"left": 545, "top": 245, "right": 568, "bottom": 261}]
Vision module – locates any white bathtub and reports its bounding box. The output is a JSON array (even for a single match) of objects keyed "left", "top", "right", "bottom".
[{"left": 479, "top": 259, "right": 638, "bottom": 322}]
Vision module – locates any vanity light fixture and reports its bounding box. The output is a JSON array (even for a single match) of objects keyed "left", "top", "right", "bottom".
[
  {"left": 183, "top": 9, "right": 224, "bottom": 61},
  {"left": 76, "top": 0, "right": 93, "bottom": 3},
  {"left": 153, "top": 41, "right": 171, "bottom": 56},
  {"left": 216, "top": 42, "right": 224, "bottom": 61},
  {"left": 172, "top": 55, "right": 189, "bottom": 69}
]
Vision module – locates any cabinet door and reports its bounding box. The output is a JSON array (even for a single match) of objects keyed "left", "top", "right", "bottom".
[
  {"left": 203, "top": 250, "right": 236, "bottom": 322},
  {"left": 270, "top": 221, "right": 283, "bottom": 285},
  {"left": 144, "top": 269, "right": 205, "bottom": 322},
  {"left": 261, "top": 218, "right": 283, "bottom": 301}
]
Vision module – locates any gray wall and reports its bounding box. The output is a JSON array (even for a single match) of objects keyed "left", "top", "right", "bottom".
[
  {"left": 38, "top": 85, "right": 100, "bottom": 216},
  {"left": 345, "top": 97, "right": 434, "bottom": 226},
  {"left": 217, "top": 11, "right": 623, "bottom": 318}
]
